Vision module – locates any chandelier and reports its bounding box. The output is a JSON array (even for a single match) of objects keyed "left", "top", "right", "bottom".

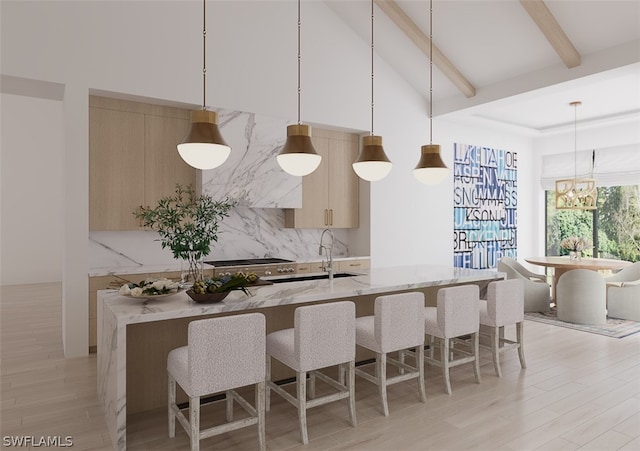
[{"left": 555, "top": 101, "right": 597, "bottom": 210}]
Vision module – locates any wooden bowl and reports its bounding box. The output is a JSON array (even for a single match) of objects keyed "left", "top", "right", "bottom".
[{"left": 186, "top": 290, "right": 230, "bottom": 304}]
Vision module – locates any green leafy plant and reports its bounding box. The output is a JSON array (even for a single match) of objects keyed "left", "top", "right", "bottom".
[
  {"left": 192, "top": 272, "right": 259, "bottom": 296},
  {"left": 134, "top": 184, "right": 234, "bottom": 282}
]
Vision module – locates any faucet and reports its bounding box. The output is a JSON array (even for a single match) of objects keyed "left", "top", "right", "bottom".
[{"left": 319, "top": 228, "right": 335, "bottom": 281}]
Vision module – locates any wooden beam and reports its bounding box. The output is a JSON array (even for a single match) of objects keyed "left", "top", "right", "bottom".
[
  {"left": 520, "top": 0, "right": 581, "bottom": 68},
  {"left": 374, "top": 0, "right": 476, "bottom": 98}
]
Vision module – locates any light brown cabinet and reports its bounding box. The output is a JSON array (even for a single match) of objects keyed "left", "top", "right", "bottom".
[
  {"left": 89, "top": 96, "right": 196, "bottom": 231},
  {"left": 338, "top": 258, "right": 370, "bottom": 272},
  {"left": 284, "top": 128, "right": 359, "bottom": 229},
  {"left": 297, "top": 258, "right": 370, "bottom": 274}
]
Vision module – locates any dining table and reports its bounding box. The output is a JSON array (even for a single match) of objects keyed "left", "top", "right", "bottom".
[{"left": 524, "top": 256, "right": 632, "bottom": 299}]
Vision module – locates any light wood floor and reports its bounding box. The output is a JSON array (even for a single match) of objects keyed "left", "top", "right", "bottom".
[{"left": 2, "top": 283, "right": 639, "bottom": 450}]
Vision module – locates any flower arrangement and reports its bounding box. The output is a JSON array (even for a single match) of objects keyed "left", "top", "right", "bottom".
[
  {"left": 559, "top": 236, "right": 591, "bottom": 252},
  {"left": 134, "top": 184, "right": 234, "bottom": 283},
  {"left": 119, "top": 277, "right": 181, "bottom": 297},
  {"left": 191, "top": 272, "right": 259, "bottom": 296}
]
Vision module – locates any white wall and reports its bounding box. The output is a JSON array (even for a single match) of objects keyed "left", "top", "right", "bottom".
[
  {"left": 1, "top": 0, "right": 541, "bottom": 354},
  {"left": 1, "top": 93, "right": 64, "bottom": 285}
]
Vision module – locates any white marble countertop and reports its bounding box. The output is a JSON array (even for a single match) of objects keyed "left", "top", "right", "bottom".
[{"left": 100, "top": 264, "right": 502, "bottom": 327}]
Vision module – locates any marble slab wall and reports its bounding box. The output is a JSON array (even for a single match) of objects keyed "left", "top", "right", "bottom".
[
  {"left": 201, "top": 109, "right": 301, "bottom": 208},
  {"left": 89, "top": 208, "right": 349, "bottom": 275}
]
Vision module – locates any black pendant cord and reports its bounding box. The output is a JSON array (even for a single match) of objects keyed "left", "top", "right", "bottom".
[
  {"left": 429, "top": 0, "right": 433, "bottom": 145},
  {"left": 297, "top": 0, "right": 301, "bottom": 125},
  {"left": 574, "top": 103, "right": 578, "bottom": 180},
  {"left": 370, "top": 0, "right": 374, "bottom": 136},
  {"left": 202, "top": 0, "right": 207, "bottom": 111}
]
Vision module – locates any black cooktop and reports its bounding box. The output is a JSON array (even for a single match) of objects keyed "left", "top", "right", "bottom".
[{"left": 203, "top": 258, "right": 295, "bottom": 267}]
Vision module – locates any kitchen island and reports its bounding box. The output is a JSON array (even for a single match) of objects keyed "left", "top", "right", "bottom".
[{"left": 98, "top": 264, "right": 502, "bottom": 450}]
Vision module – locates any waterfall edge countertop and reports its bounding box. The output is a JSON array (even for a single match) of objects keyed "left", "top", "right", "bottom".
[{"left": 100, "top": 264, "right": 503, "bottom": 326}]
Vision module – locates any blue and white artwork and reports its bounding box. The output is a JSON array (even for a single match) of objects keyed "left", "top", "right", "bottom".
[{"left": 453, "top": 143, "right": 517, "bottom": 269}]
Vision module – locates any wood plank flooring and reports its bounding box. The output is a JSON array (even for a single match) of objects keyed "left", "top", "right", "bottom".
[{"left": 1, "top": 283, "right": 639, "bottom": 450}]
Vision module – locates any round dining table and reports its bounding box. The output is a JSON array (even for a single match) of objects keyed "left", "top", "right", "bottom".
[{"left": 524, "top": 256, "right": 632, "bottom": 299}]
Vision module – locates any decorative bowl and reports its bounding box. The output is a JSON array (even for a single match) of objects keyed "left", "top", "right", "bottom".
[
  {"left": 120, "top": 288, "right": 184, "bottom": 301},
  {"left": 186, "top": 290, "right": 230, "bottom": 304}
]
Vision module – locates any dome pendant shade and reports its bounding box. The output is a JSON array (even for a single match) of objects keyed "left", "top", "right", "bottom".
[
  {"left": 352, "top": 135, "right": 392, "bottom": 181},
  {"left": 178, "top": 110, "right": 231, "bottom": 170},
  {"left": 277, "top": 124, "right": 322, "bottom": 176},
  {"left": 414, "top": 144, "right": 449, "bottom": 185}
]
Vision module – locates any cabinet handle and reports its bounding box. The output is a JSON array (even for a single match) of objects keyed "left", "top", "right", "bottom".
[
  {"left": 324, "top": 209, "right": 328, "bottom": 226},
  {"left": 329, "top": 209, "right": 333, "bottom": 226}
]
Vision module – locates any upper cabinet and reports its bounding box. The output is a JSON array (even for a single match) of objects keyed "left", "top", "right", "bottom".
[
  {"left": 89, "top": 96, "right": 195, "bottom": 231},
  {"left": 284, "top": 128, "right": 360, "bottom": 229},
  {"left": 90, "top": 98, "right": 303, "bottom": 231}
]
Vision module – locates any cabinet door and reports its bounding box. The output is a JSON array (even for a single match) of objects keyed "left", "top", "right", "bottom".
[
  {"left": 284, "top": 129, "right": 359, "bottom": 229},
  {"left": 144, "top": 113, "right": 194, "bottom": 208},
  {"left": 89, "top": 107, "right": 145, "bottom": 230},
  {"left": 90, "top": 97, "right": 196, "bottom": 231},
  {"left": 284, "top": 135, "right": 330, "bottom": 228},
  {"left": 328, "top": 136, "right": 359, "bottom": 228}
]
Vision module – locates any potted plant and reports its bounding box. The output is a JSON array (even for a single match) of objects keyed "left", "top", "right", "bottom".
[
  {"left": 134, "top": 184, "right": 234, "bottom": 284},
  {"left": 559, "top": 236, "right": 591, "bottom": 261}
]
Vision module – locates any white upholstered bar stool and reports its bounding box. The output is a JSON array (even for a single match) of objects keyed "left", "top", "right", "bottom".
[
  {"left": 424, "top": 285, "right": 481, "bottom": 395},
  {"left": 355, "top": 292, "right": 426, "bottom": 416},
  {"left": 266, "top": 301, "right": 357, "bottom": 445},
  {"left": 479, "top": 279, "right": 526, "bottom": 378},
  {"left": 167, "top": 314, "right": 266, "bottom": 451}
]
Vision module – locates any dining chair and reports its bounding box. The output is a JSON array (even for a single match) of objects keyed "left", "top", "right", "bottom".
[
  {"left": 498, "top": 257, "right": 551, "bottom": 312},
  {"left": 557, "top": 269, "right": 606, "bottom": 325}
]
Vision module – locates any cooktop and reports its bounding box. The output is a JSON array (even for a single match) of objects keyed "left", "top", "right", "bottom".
[{"left": 203, "top": 258, "right": 295, "bottom": 267}]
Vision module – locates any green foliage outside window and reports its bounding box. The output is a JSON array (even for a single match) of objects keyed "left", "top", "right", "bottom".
[{"left": 546, "top": 185, "right": 640, "bottom": 263}]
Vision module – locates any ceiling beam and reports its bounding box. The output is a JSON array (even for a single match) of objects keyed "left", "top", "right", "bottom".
[
  {"left": 520, "top": 0, "right": 581, "bottom": 68},
  {"left": 374, "top": 0, "right": 476, "bottom": 98}
]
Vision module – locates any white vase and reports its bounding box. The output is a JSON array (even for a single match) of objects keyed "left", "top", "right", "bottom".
[{"left": 569, "top": 251, "right": 582, "bottom": 262}]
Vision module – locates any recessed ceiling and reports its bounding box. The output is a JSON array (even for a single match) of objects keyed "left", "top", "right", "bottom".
[{"left": 325, "top": 0, "right": 640, "bottom": 133}]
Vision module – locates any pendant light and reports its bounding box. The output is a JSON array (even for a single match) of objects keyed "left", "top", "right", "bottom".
[
  {"left": 277, "top": 0, "right": 321, "bottom": 177},
  {"left": 555, "top": 101, "right": 597, "bottom": 210},
  {"left": 414, "top": 0, "right": 449, "bottom": 185},
  {"left": 352, "top": 0, "right": 392, "bottom": 182},
  {"left": 177, "top": 0, "right": 231, "bottom": 170}
]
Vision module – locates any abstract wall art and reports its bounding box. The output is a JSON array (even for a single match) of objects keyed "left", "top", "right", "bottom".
[{"left": 453, "top": 143, "right": 518, "bottom": 269}]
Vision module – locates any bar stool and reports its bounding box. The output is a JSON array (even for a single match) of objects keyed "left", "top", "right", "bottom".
[
  {"left": 424, "top": 285, "right": 481, "bottom": 395},
  {"left": 167, "top": 313, "right": 266, "bottom": 451},
  {"left": 355, "top": 292, "right": 426, "bottom": 416},
  {"left": 266, "top": 301, "right": 356, "bottom": 445},
  {"left": 479, "top": 279, "right": 526, "bottom": 377}
]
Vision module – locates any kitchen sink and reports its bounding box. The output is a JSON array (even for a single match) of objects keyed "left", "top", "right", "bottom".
[{"left": 268, "top": 272, "right": 360, "bottom": 284}]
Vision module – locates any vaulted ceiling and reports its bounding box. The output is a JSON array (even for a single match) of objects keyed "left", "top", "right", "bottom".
[{"left": 326, "top": 0, "right": 640, "bottom": 135}]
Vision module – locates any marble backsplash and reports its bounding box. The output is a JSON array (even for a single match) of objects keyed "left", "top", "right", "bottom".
[
  {"left": 200, "top": 109, "right": 302, "bottom": 208},
  {"left": 89, "top": 207, "right": 349, "bottom": 274}
]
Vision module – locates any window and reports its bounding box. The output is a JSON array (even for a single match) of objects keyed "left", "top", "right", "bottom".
[{"left": 546, "top": 185, "right": 640, "bottom": 263}]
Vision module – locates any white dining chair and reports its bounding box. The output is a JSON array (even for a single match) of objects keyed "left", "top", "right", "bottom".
[{"left": 557, "top": 269, "right": 606, "bottom": 325}]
